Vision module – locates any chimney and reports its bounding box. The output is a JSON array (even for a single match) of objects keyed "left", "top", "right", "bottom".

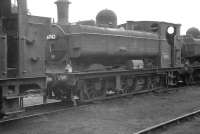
[
  {"left": 55, "top": 0, "right": 71, "bottom": 24},
  {"left": 17, "top": 0, "right": 28, "bottom": 15}
]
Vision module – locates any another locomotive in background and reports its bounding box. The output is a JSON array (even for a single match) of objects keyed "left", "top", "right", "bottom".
[
  {"left": 182, "top": 27, "right": 200, "bottom": 64},
  {"left": 0, "top": 0, "right": 50, "bottom": 116},
  {"left": 46, "top": 0, "right": 200, "bottom": 103}
]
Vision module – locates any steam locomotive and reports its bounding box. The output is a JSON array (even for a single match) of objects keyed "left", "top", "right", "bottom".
[
  {"left": 0, "top": 0, "right": 50, "bottom": 116},
  {"left": 1, "top": 0, "right": 200, "bottom": 117},
  {"left": 45, "top": 0, "right": 200, "bottom": 103}
]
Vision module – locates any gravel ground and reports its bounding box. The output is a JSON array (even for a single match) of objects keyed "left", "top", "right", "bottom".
[
  {"left": 160, "top": 117, "right": 200, "bottom": 134},
  {"left": 1, "top": 86, "right": 200, "bottom": 134}
]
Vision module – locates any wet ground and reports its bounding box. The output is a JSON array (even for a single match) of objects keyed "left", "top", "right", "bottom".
[{"left": 1, "top": 86, "right": 200, "bottom": 134}]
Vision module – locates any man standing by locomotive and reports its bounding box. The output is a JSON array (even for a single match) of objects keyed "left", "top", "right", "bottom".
[{"left": 184, "top": 60, "right": 194, "bottom": 85}]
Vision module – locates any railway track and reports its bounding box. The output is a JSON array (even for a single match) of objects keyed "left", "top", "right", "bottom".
[
  {"left": 0, "top": 101, "right": 89, "bottom": 124},
  {"left": 134, "top": 108, "right": 200, "bottom": 134},
  {"left": 0, "top": 85, "right": 197, "bottom": 124}
]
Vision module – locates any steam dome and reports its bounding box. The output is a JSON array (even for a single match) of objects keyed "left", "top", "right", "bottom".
[
  {"left": 96, "top": 9, "right": 117, "bottom": 28},
  {"left": 186, "top": 27, "right": 200, "bottom": 38}
]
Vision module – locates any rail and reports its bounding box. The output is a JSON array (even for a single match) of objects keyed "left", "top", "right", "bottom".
[{"left": 134, "top": 109, "right": 200, "bottom": 134}]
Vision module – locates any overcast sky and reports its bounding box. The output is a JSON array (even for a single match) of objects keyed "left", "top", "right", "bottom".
[{"left": 27, "top": 0, "right": 199, "bottom": 34}]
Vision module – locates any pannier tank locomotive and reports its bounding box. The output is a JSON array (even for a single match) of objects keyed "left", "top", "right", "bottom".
[{"left": 46, "top": 0, "right": 200, "bottom": 103}]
